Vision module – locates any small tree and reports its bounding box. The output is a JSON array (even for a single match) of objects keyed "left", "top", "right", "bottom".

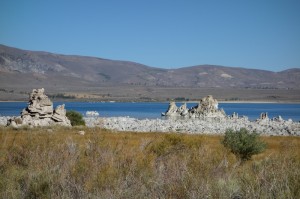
[
  {"left": 222, "top": 128, "right": 266, "bottom": 162},
  {"left": 66, "top": 110, "right": 85, "bottom": 126}
]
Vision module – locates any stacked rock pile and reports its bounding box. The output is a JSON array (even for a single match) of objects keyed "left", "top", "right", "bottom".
[{"left": 7, "top": 88, "right": 71, "bottom": 127}]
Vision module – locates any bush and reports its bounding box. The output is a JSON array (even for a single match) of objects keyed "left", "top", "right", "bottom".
[
  {"left": 222, "top": 128, "right": 266, "bottom": 162},
  {"left": 66, "top": 110, "right": 85, "bottom": 126}
]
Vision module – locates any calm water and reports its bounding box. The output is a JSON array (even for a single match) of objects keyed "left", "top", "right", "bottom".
[{"left": 0, "top": 102, "right": 299, "bottom": 121}]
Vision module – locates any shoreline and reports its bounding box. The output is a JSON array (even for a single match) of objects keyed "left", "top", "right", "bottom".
[
  {"left": 1, "top": 100, "right": 300, "bottom": 104},
  {"left": 84, "top": 116, "right": 300, "bottom": 136},
  {"left": 1, "top": 115, "right": 300, "bottom": 136}
]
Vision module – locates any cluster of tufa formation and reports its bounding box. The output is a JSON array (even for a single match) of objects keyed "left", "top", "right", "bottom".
[
  {"left": 7, "top": 88, "right": 71, "bottom": 127},
  {"left": 162, "top": 95, "right": 226, "bottom": 118}
]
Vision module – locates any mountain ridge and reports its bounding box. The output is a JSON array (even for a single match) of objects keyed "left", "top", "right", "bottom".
[{"left": 1, "top": 44, "right": 299, "bottom": 90}]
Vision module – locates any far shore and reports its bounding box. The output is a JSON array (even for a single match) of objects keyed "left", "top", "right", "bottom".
[
  {"left": 219, "top": 100, "right": 300, "bottom": 104},
  {"left": 1, "top": 100, "right": 300, "bottom": 104},
  {"left": 0, "top": 100, "right": 27, "bottom": 102}
]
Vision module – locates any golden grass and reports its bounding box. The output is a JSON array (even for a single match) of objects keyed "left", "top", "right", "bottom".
[{"left": 0, "top": 126, "right": 299, "bottom": 198}]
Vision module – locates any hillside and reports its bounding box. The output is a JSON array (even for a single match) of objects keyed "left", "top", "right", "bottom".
[{"left": 0, "top": 44, "right": 300, "bottom": 101}]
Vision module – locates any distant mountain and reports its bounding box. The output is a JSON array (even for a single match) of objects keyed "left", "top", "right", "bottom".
[{"left": 1, "top": 44, "right": 299, "bottom": 90}]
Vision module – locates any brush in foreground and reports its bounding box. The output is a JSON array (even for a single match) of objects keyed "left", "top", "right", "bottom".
[
  {"left": 222, "top": 128, "right": 267, "bottom": 162},
  {"left": 0, "top": 127, "right": 299, "bottom": 198}
]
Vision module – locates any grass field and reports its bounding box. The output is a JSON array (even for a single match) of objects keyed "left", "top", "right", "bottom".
[{"left": 0, "top": 126, "right": 299, "bottom": 198}]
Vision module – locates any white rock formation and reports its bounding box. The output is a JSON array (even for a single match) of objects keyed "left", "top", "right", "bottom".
[
  {"left": 0, "top": 116, "right": 10, "bottom": 126},
  {"left": 83, "top": 114, "right": 300, "bottom": 136},
  {"left": 162, "top": 95, "right": 226, "bottom": 118},
  {"left": 83, "top": 96, "right": 300, "bottom": 136},
  {"left": 7, "top": 88, "right": 71, "bottom": 127},
  {"left": 162, "top": 101, "right": 178, "bottom": 116},
  {"left": 2, "top": 92, "right": 299, "bottom": 136},
  {"left": 86, "top": 111, "right": 100, "bottom": 117}
]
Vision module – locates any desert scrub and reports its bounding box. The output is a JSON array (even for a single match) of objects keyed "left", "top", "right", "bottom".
[
  {"left": 66, "top": 110, "right": 85, "bottom": 126},
  {"left": 149, "top": 134, "right": 185, "bottom": 157},
  {"left": 222, "top": 128, "right": 267, "bottom": 162},
  {"left": 0, "top": 127, "right": 299, "bottom": 198},
  {"left": 148, "top": 133, "right": 203, "bottom": 157}
]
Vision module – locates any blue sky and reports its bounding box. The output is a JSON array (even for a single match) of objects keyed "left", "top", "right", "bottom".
[{"left": 0, "top": 0, "right": 299, "bottom": 71}]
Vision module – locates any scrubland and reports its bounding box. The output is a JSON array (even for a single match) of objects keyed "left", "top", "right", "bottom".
[{"left": 0, "top": 126, "right": 299, "bottom": 198}]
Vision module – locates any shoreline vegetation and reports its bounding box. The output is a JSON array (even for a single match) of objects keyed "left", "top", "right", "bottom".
[{"left": 0, "top": 126, "right": 299, "bottom": 198}]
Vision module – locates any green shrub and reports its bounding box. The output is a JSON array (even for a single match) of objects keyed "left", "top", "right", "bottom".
[
  {"left": 66, "top": 110, "right": 85, "bottom": 126},
  {"left": 222, "top": 128, "right": 266, "bottom": 162}
]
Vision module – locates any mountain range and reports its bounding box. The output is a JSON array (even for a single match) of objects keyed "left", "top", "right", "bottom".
[
  {"left": 0, "top": 44, "right": 300, "bottom": 102},
  {"left": 1, "top": 44, "right": 299, "bottom": 90}
]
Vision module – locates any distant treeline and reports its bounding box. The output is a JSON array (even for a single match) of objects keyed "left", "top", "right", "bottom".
[
  {"left": 0, "top": 88, "right": 29, "bottom": 95},
  {"left": 48, "top": 93, "right": 76, "bottom": 99},
  {"left": 166, "top": 97, "right": 190, "bottom": 101},
  {"left": 0, "top": 88, "right": 15, "bottom": 93}
]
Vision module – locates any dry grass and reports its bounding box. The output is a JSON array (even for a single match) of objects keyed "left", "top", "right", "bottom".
[{"left": 0, "top": 126, "right": 299, "bottom": 198}]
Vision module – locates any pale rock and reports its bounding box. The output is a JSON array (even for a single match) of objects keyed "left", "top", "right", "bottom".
[
  {"left": 7, "top": 88, "right": 71, "bottom": 127},
  {"left": 82, "top": 98, "right": 300, "bottom": 136},
  {"left": 163, "top": 95, "right": 226, "bottom": 118},
  {"left": 9, "top": 120, "right": 18, "bottom": 128},
  {"left": 178, "top": 103, "right": 188, "bottom": 116},
  {"left": 0, "top": 116, "right": 10, "bottom": 126},
  {"left": 52, "top": 104, "right": 71, "bottom": 126},
  {"left": 90, "top": 116, "right": 299, "bottom": 136},
  {"left": 86, "top": 111, "right": 100, "bottom": 117},
  {"left": 162, "top": 101, "right": 178, "bottom": 116}
]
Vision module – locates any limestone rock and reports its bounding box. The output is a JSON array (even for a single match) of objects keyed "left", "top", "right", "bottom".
[
  {"left": 256, "top": 112, "right": 270, "bottom": 125},
  {"left": 52, "top": 104, "right": 71, "bottom": 126},
  {"left": 7, "top": 88, "right": 71, "bottom": 127},
  {"left": 162, "top": 95, "right": 226, "bottom": 118},
  {"left": 178, "top": 103, "right": 189, "bottom": 116},
  {"left": 86, "top": 111, "right": 100, "bottom": 117},
  {"left": 272, "top": 115, "right": 283, "bottom": 122},
  {"left": 96, "top": 116, "right": 300, "bottom": 136},
  {"left": 162, "top": 101, "right": 178, "bottom": 116},
  {"left": 27, "top": 88, "right": 53, "bottom": 116},
  {"left": 0, "top": 116, "right": 10, "bottom": 126}
]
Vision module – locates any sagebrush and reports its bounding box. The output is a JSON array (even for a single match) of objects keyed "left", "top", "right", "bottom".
[
  {"left": 0, "top": 127, "right": 299, "bottom": 198},
  {"left": 66, "top": 110, "right": 85, "bottom": 126},
  {"left": 222, "top": 128, "right": 267, "bottom": 162}
]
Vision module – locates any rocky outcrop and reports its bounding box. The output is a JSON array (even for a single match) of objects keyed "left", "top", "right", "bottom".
[
  {"left": 52, "top": 104, "right": 68, "bottom": 122},
  {"left": 0, "top": 116, "right": 10, "bottom": 126},
  {"left": 162, "top": 95, "right": 226, "bottom": 118},
  {"left": 7, "top": 88, "right": 71, "bottom": 127},
  {"left": 163, "top": 102, "right": 182, "bottom": 116},
  {"left": 84, "top": 113, "right": 300, "bottom": 136}
]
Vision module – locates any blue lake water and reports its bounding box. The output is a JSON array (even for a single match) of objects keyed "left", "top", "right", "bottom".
[{"left": 0, "top": 102, "right": 299, "bottom": 122}]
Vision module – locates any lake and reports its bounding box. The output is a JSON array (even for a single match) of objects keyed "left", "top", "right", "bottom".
[{"left": 0, "top": 102, "right": 300, "bottom": 122}]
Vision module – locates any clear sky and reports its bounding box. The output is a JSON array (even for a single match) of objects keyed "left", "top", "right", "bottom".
[{"left": 0, "top": 0, "right": 299, "bottom": 71}]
